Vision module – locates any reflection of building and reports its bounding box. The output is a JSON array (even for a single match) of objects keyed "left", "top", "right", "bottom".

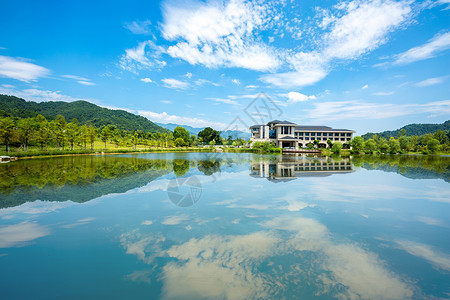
[
  {"left": 250, "top": 156, "right": 354, "bottom": 182},
  {"left": 250, "top": 120, "right": 355, "bottom": 149}
]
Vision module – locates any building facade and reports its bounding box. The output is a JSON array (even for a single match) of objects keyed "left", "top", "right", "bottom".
[{"left": 250, "top": 120, "right": 355, "bottom": 149}]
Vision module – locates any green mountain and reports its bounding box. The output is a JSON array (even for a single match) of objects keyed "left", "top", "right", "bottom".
[
  {"left": 0, "top": 94, "right": 170, "bottom": 133},
  {"left": 362, "top": 120, "right": 450, "bottom": 140}
]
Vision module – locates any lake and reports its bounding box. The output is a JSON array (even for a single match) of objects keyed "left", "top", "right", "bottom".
[{"left": 1, "top": 153, "right": 449, "bottom": 299}]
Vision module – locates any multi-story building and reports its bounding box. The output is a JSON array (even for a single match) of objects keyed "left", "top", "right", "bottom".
[{"left": 250, "top": 120, "right": 355, "bottom": 149}]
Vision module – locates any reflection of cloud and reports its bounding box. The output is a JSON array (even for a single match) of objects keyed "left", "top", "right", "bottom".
[
  {"left": 395, "top": 240, "right": 450, "bottom": 272},
  {"left": 161, "top": 215, "right": 189, "bottom": 225},
  {"left": 162, "top": 232, "right": 279, "bottom": 300},
  {"left": 126, "top": 270, "right": 152, "bottom": 284},
  {"left": 0, "top": 222, "right": 50, "bottom": 248},
  {"left": 264, "top": 217, "right": 414, "bottom": 300},
  {"left": 61, "top": 218, "right": 95, "bottom": 229},
  {"left": 0, "top": 200, "right": 75, "bottom": 219},
  {"left": 415, "top": 216, "right": 444, "bottom": 227},
  {"left": 141, "top": 220, "right": 153, "bottom": 226},
  {"left": 120, "top": 229, "right": 166, "bottom": 264}
]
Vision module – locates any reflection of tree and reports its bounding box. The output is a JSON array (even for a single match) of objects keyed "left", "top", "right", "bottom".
[
  {"left": 358, "top": 155, "right": 450, "bottom": 182},
  {"left": 198, "top": 160, "right": 221, "bottom": 176},
  {"left": 0, "top": 156, "right": 172, "bottom": 208},
  {"left": 173, "top": 159, "right": 190, "bottom": 177}
]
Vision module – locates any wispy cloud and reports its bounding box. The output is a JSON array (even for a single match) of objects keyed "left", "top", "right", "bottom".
[
  {"left": 162, "top": 78, "right": 189, "bottom": 89},
  {"left": 415, "top": 76, "right": 445, "bottom": 87},
  {"left": 138, "top": 109, "right": 227, "bottom": 129},
  {"left": 0, "top": 85, "right": 78, "bottom": 102},
  {"left": 207, "top": 97, "right": 239, "bottom": 105},
  {"left": 0, "top": 55, "right": 50, "bottom": 82},
  {"left": 395, "top": 240, "right": 450, "bottom": 271},
  {"left": 119, "top": 41, "right": 166, "bottom": 73},
  {"left": 394, "top": 31, "right": 450, "bottom": 65},
  {"left": 195, "top": 79, "right": 219, "bottom": 87},
  {"left": 232, "top": 79, "right": 240, "bottom": 85},
  {"left": 362, "top": 84, "right": 369, "bottom": 89},
  {"left": 140, "top": 77, "right": 152, "bottom": 83},
  {"left": 261, "top": 0, "right": 412, "bottom": 87},
  {"left": 305, "top": 99, "right": 450, "bottom": 121},
  {"left": 0, "top": 222, "right": 50, "bottom": 248},
  {"left": 62, "top": 74, "right": 96, "bottom": 86},
  {"left": 373, "top": 91, "right": 395, "bottom": 96},
  {"left": 123, "top": 19, "right": 152, "bottom": 35}
]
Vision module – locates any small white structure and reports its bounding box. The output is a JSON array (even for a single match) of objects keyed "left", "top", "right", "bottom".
[{"left": 250, "top": 120, "right": 355, "bottom": 149}]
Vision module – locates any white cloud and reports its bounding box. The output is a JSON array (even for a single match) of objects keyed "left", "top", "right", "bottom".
[
  {"left": 373, "top": 91, "right": 395, "bottom": 96},
  {"left": 119, "top": 40, "right": 166, "bottom": 73},
  {"left": 138, "top": 109, "right": 227, "bottom": 129},
  {"left": 195, "top": 79, "right": 219, "bottom": 86},
  {"left": 0, "top": 86, "right": 78, "bottom": 102},
  {"left": 232, "top": 79, "right": 240, "bottom": 85},
  {"left": 208, "top": 97, "right": 239, "bottom": 105},
  {"left": 0, "top": 222, "right": 50, "bottom": 248},
  {"left": 0, "top": 55, "right": 50, "bottom": 82},
  {"left": 140, "top": 77, "right": 152, "bottom": 83},
  {"left": 161, "top": 0, "right": 280, "bottom": 71},
  {"left": 261, "top": 0, "right": 412, "bottom": 88},
  {"left": 305, "top": 99, "right": 450, "bottom": 121},
  {"left": 282, "top": 91, "right": 316, "bottom": 103},
  {"left": 162, "top": 78, "right": 189, "bottom": 89},
  {"left": 123, "top": 19, "right": 152, "bottom": 35},
  {"left": 362, "top": 84, "right": 369, "bottom": 89},
  {"left": 415, "top": 76, "right": 445, "bottom": 87},
  {"left": 394, "top": 31, "right": 450, "bottom": 64},
  {"left": 160, "top": 100, "right": 172, "bottom": 104},
  {"left": 141, "top": 220, "right": 153, "bottom": 226},
  {"left": 77, "top": 80, "right": 95, "bottom": 86},
  {"left": 245, "top": 85, "right": 258, "bottom": 89},
  {"left": 185, "top": 72, "right": 192, "bottom": 78}
]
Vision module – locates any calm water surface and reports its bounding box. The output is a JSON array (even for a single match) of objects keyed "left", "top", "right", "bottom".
[{"left": 0, "top": 153, "right": 449, "bottom": 299}]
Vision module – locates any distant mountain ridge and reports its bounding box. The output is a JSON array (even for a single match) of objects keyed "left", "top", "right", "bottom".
[
  {"left": 156, "top": 122, "right": 251, "bottom": 140},
  {"left": 362, "top": 120, "right": 450, "bottom": 140},
  {"left": 0, "top": 94, "right": 169, "bottom": 133}
]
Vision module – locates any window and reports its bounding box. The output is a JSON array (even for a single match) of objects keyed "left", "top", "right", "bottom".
[
  {"left": 335, "top": 133, "right": 339, "bottom": 136},
  {"left": 311, "top": 132, "right": 315, "bottom": 136},
  {"left": 317, "top": 133, "right": 321, "bottom": 136},
  {"left": 298, "top": 132, "right": 304, "bottom": 136},
  {"left": 305, "top": 132, "right": 309, "bottom": 136},
  {"left": 341, "top": 133, "right": 345, "bottom": 136},
  {"left": 347, "top": 133, "right": 351, "bottom": 136},
  {"left": 305, "top": 137, "right": 310, "bottom": 140}
]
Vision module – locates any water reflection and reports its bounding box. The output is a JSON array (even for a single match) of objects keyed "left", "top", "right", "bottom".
[{"left": 250, "top": 155, "right": 354, "bottom": 182}]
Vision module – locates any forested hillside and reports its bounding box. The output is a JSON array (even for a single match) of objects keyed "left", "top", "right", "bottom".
[
  {"left": 0, "top": 94, "right": 169, "bottom": 133},
  {"left": 362, "top": 120, "right": 450, "bottom": 140}
]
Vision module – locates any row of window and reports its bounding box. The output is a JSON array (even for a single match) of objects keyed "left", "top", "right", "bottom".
[
  {"left": 295, "top": 132, "right": 352, "bottom": 137},
  {"left": 299, "top": 137, "right": 351, "bottom": 141},
  {"left": 294, "top": 166, "right": 352, "bottom": 171}
]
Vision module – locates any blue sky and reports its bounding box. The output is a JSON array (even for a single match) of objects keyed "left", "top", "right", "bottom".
[{"left": 0, "top": 0, "right": 449, "bottom": 134}]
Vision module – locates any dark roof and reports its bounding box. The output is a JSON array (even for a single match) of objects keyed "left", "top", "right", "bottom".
[
  {"left": 274, "top": 120, "right": 297, "bottom": 125},
  {"left": 249, "top": 125, "right": 263, "bottom": 129},
  {"left": 295, "top": 125, "right": 355, "bottom": 132},
  {"left": 267, "top": 120, "right": 282, "bottom": 124}
]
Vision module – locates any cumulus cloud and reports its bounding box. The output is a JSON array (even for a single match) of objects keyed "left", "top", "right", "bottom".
[
  {"left": 140, "top": 77, "right": 152, "bottom": 83},
  {"left": 394, "top": 31, "right": 450, "bottom": 64},
  {"left": 281, "top": 91, "right": 316, "bottom": 103},
  {"left": 161, "top": 0, "right": 280, "bottom": 71},
  {"left": 0, "top": 55, "right": 50, "bottom": 82}
]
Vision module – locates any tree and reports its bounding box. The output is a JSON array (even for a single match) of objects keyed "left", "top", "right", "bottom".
[
  {"left": 427, "top": 138, "right": 439, "bottom": 153},
  {"left": 54, "top": 115, "right": 67, "bottom": 150},
  {"left": 399, "top": 136, "right": 411, "bottom": 152},
  {"left": 80, "top": 125, "right": 89, "bottom": 149},
  {"left": 327, "top": 139, "right": 333, "bottom": 149},
  {"left": 17, "top": 118, "right": 34, "bottom": 152},
  {"left": 365, "top": 139, "right": 377, "bottom": 152},
  {"left": 332, "top": 142, "right": 343, "bottom": 153},
  {"left": 174, "top": 137, "right": 185, "bottom": 147},
  {"left": 173, "top": 126, "right": 190, "bottom": 143},
  {"left": 66, "top": 121, "right": 79, "bottom": 150},
  {"left": 388, "top": 137, "right": 400, "bottom": 154},
  {"left": 433, "top": 130, "right": 448, "bottom": 144},
  {"left": 198, "top": 127, "right": 221, "bottom": 144},
  {"left": 351, "top": 136, "right": 365, "bottom": 152},
  {"left": 131, "top": 132, "right": 139, "bottom": 149},
  {"left": 378, "top": 138, "right": 389, "bottom": 153},
  {"left": 88, "top": 126, "right": 96, "bottom": 150},
  {"left": 0, "top": 117, "right": 15, "bottom": 152}
]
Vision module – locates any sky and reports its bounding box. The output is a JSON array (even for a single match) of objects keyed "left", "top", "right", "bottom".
[{"left": 0, "top": 0, "right": 449, "bottom": 135}]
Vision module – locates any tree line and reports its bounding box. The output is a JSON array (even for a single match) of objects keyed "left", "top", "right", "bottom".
[{"left": 0, "top": 114, "right": 247, "bottom": 153}]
